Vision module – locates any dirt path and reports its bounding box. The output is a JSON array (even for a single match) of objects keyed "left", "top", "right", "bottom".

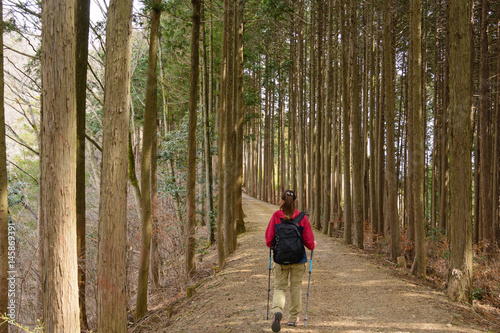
[{"left": 136, "top": 194, "right": 490, "bottom": 332}]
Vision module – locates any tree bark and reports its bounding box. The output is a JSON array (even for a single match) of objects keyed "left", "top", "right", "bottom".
[
  {"left": 410, "top": 0, "right": 426, "bottom": 278},
  {"left": 41, "top": 0, "right": 80, "bottom": 330},
  {"left": 376, "top": 29, "right": 385, "bottom": 237},
  {"left": 224, "top": 0, "right": 235, "bottom": 254},
  {"left": 369, "top": 0, "right": 378, "bottom": 236},
  {"left": 383, "top": 0, "right": 399, "bottom": 261},
  {"left": 478, "top": 0, "right": 493, "bottom": 255},
  {"left": 447, "top": 0, "right": 473, "bottom": 304},
  {"left": 314, "top": 0, "right": 323, "bottom": 231},
  {"left": 341, "top": 0, "right": 352, "bottom": 244},
  {"left": 235, "top": 0, "right": 245, "bottom": 235},
  {"left": 324, "top": 0, "right": 334, "bottom": 236},
  {"left": 201, "top": 2, "right": 216, "bottom": 245},
  {"left": 350, "top": 0, "right": 363, "bottom": 249},
  {"left": 75, "top": 0, "right": 91, "bottom": 328},
  {"left": 297, "top": 0, "right": 305, "bottom": 211},
  {"left": 151, "top": 126, "right": 160, "bottom": 288},
  {"left": 494, "top": 22, "right": 500, "bottom": 247},
  {"left": 217, "top": 0, "right": 229, "bottom": 268},
  {"left": 137, "top": 0, "right": 162, "bottom": 318},
  {"left": 186, "top": 0, "right": 201, "bottom": 278},
  {"left": 309, "top": 3, "right": 316, "bottom": 213},
  {"left": 97, "top": 0, "right": 133, "bottom": 330}
]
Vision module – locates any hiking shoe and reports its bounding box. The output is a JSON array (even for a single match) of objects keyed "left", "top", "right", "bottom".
[
  {"left": 271, "top": 312, "right": 282, "bottom": 332},
  {"left": 287, "top": 317, "right": 299, "bottom": 326}
]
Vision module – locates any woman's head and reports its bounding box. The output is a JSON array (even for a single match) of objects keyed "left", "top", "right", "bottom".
[{"left": 280, "top": 190, "right": 296, "bottom": 220}]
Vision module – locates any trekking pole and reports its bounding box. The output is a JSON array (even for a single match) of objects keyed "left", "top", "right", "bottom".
[
  {"left": 266, "top": 247, "right": 272, "bottom": 320},
  {"left": 304, "top": 249, "right": 314, "bottom": 327}
]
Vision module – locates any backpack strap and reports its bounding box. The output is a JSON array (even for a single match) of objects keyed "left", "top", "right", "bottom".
[
  {"left": 291, "top": 212, "right": 305, "bottom": 225},
  {"left": 280, "top": 212, "right": 305, "bottom": 226}
]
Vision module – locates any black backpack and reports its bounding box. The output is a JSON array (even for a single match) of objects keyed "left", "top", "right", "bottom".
[{"left": 273, "top": 212, "right": 306, "bottom": 265}]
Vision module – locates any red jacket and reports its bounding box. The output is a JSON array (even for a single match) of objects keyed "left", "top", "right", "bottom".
[{"left": 265, "top": 209, "right": 316, "bottom": 252}]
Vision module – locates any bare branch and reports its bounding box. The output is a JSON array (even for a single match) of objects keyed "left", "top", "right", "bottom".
[
  {"left": 5, "top": 124, "right": 39, "bottom": 155},
  {"left": 4, "top": 44, "right": 38, "bottom": 60},
  {"left": 7, "top": 159, "right": 39, "bottom": 185},
  {"left": 86, "top": 132, "right": 102, "bottom": 152}
]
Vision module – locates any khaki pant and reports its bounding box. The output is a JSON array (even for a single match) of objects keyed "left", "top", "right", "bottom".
[{"left": 271, "top": 262, "right": 306, "bottom": 321}]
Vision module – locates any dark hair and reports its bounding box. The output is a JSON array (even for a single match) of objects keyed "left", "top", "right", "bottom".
[{"left": 280, "top": 190, "right": 296, "bottom": 221}]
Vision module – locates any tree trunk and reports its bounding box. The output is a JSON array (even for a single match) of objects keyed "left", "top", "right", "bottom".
[
  {"left": 290, "top": 10, "right": 297, "bottom": 194},
  {"left": 494, "top": 23, "right": 500, "bottom": 247},
  {"left": 235, "top": 0, "right": 245, "bottom": 235},
  {"left": 75, "top": 0, "right": 90, "bottom": 328},
  {"left": 137, "top": 0, "right": 162, "bottom": 318},
  {"left": 201, "top": 2, "right": 216, "bottom": 245},
  {"left": 369, "top": 0, "right": 378, "bottom": 236},
  {"left": 332, "top": 0, "right": 341, "bottom": 233},
  {"left": 314, "top": 0, "right": 323, "bottom": 231},
  {"left": 383, "top": 0, "right": 399, "bottom": 261},
  {"left": 298, "top": 0, "right": 305, "bottom": 211},
  {"left": 410, "top": 0, "right": 426, "bottom": 278},
  {"left": 309, "top": 3, "right": 316, "bottom": 213},
  {"left": 224, "top": 0, "right": 235, "bottom": 255},
  {"left": 341, "top": 0, "right": 352, "bottom": 244},
  {"left": 128, "top": 132, "right": 143, "bottom": 218},
  {"left": 324, "top": 0, "right": 334, "bottom": 236},
  {"left": 41, "top": 0, "right": 80, "bottom": 330},
  {"left": 447, "top": 0, "right": 473, "bottom": 304},
  {"left": 186, "top": 0, "right": 201, "bottom": 278},
  {"left": 151, "top": 126, "right": 160, "bottom": 288},
  {"left": 97, "top": 0, "right": 133, "bottom": 330},
  {"left": 217, "top": 0, "right": 229, "bottom": 268},
  {"left": 478, "top": 0, "right": 493, "bottom": 255},
  {"left": 376, "top": 29, "right": 385, "bottom": 237},
  {"left": 350, "top": 0, "right": 363, "bottom": 249}
]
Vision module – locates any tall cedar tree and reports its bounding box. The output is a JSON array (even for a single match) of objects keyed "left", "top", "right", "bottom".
[
  {"left": 217, "top": 0, "right": 228, "bottom": 268},
  {"left": 324, "top": 0, "right": 334, "bottom": 236},
  {"left": 235, "top": 0, "right": 245, "bottom": 235},
  {"left": 201, "top": 2, "right": 216, "bottom": 245},
  {"left": 97, "top": 0, "right": 133, "bottom": 330},
  {"left": 350, "top": 0, "right": 364, "bottom": 249},
  {"left": 341, "top": 0, "right": 352, "bottom": 244},
  {"left": 41, "top": 0, "right": 80, "bottom": 330},
  {"left": 75, "top": 0, "right": 90, "bottom": 328},
  {"left": 0, "top": 0, "right": 8, "bottom": 329},
  {"left": 137, "top": 0, "right": 162, "bottom": 318},
  {"left": 186, "top": 0, "right": 201, "bottom": 277},
  {"left": 309, "top": 2, "right": 316, "bottom": 213},
  {"left": 314, "top": 0, "right": 323, "bottom": 231},
  {"left": 383, "top": 0, "right": 400, "bottom": 261},
  {"left": 478, "top": 0, "right": 493, "bottom": 255},
  {"left": 447, "top": 0, "right": 473, "bottom": 304},
  {"left": 224, "top": 0, "right": 235, "bottom": 255},
  {"left": 369, "top": 0, "right": 378, "bottom": 236},
  {"left": 410, "top": 0, "right": 426, "bottom": 278},
  {"left": 297, "top": 0, "right": 305, "bottom": 211}
]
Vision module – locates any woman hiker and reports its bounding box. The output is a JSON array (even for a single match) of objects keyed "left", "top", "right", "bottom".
[{"left": 265, "top": 189, "right": 316, "bottom": 332}]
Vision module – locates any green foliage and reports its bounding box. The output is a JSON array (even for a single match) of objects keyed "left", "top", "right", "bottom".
[
  {"left": 260, "top": 0, "right": 293, "bottom": 21},
  {"left": 427, "top": 226, "right": 446, "bottom": 240},
  {"left": 0, "top": 314, "right": 43, "bottom": 332},
  {"left": 140, "top": 0, "right": 167, "bottom": 13},
  {"left": 157, "top": 113, "right": 218, "bottom": 216},
  {"left": 472, "top": 288, "right": 485, "bottom": 301},
  {"left": 243, "top": 88, "right": 260, "bottom": 107},
  {"left": 7, "top": 178, "right": 26, "bottom": 207}
]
